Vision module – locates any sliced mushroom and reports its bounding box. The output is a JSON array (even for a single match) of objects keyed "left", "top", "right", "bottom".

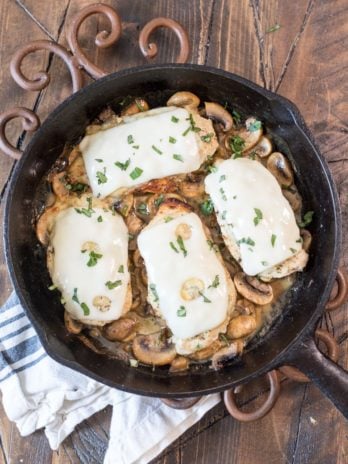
[
  {"left": 234, "top": 298, "right": 255, "bottom": 316},
  {"left": 204, "top": 102, "right": 233, "bottom": 132},
  {"left": 234, "top": 272, "right": 273, "bottom": 305},
  {"left": 179, "top": 179, "right": 205, "bottom": 198},
  {"left": 104, "top": 316, "right": 137, "bottom": 341},
  {"left": 114, "top": 193, "right": 134, "bottom": 217},
  {"left": 300, "top": 229, "right": 312, "bottom": 252},
  {"left": 282, "top": 186, "right": 302, "bottom": 212},
  {"left": 167, "top": 91, "right": 200, "bottom": 109},
  {"left": 227, "top": 315, "right": 257, "bottom": 339},
  {"left": 181, "top": 278, "right": 205, "bottom": 301},
  {"left": 125, "top": 213, "right": 144, "bottom": 236},
  {"left": 64, "top": 311, "right": 83, "bottom": 334},
  {"left": 267, "top": 152, "right": 294, "bottom": 187},
  {"left": 132, "top": 331, "right": 176, "bottom": 366},
  {"left": 189, "top": 339, "right": 222, "bottom": 361},
  {"left": 245, "top": 136, "right": 272, "bottom": 158},
  {"left": 51, "top": 172, "right": 69, "bottom": 199},
  {"left": 36, "top": 204, "right": 65, "bottom": 245},
  {"left": 175, "top": 223, "right": 192, "bottom": 240},
  {"left": 211, "top": 342, "right": 243, "bottom": 370},
  {"left": 169, "top": 356, "right": 190, "bottom": 372},
  {"left": 121, "top": 98, "right": 149, "bottom": 116}
]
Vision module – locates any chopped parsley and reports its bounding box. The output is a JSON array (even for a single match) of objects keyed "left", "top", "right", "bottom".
[
  {"left": 137, "top": 203, "right": 148, "bottom": 215},
  {"left": 208, "top": 275, "right": 220, "bottom": 289},
  {"left": 95, "top": 158, "right": 103, "bottom": 163},
  {"left": 271, "top": 234, "right": 277, "bottom": 247},
  {"left": 133, "top": 145, "right": 139, "bottom": 149},
  {"left": 97, "top": 215, "right": 103, "bottom": 222},
  {"left": 253, "top": 208, "right": 263, "bottom": 226},
  {"left": 233, "top": 195, "right": 237, "bottom": 199},
  {"left": 298, "top": 211, "right": 314, "bottom": 228},
  {"left": 207, "top": 239, "right": 219, "bottom": 252},
  {"left": 207, "top": 165, "right": 218, "bottom": 173},
  {"left": 164, "top": 216, "right": 173, "bottom": 223},
  {"left": 200, "top": 198, "right": 214, "bottom": 216},
  {"left": 266, "top": 23, "right": 281, "bottom": 33},
  {"left": 115, "top": 158, "right": 131, "bottom": 171},
  {"left": 149, "top": 283, "right": 159, "bottom": 302},
  {"left": 105, "top": 280, "right": 122, "bottom": 289},
  {"left": 201, "top": 133, "right": 214, "bottom": 143},
  {"left": 177, "top": 306, "right": 186, "bottom": 317},
  {"left": 173, "top": 154, "right": 184, "bottom": 162},
  {"left": 129, "top": 167, "right": 143, "bottom": 180},
  {"left": 232, "top": 109, "right": 242, "bottom": 125},
  {"left": 261, "top": 261, "right": 269, "bottom": 266},
  {"left": 169, "top": 136, "right": 177, "bottom": 144},
  {"left": 248, "top": 120, "right": 262, "bottom": 132},
  {"left": 118, "top": 265, "right": 124, "bottom": 273},
  {"left": 177, "top": 235, "right": 188, "bottom": 257},
  {"left": 198, "top": 291, "right": 211, "bottom": 303},
  {"left": 290, "top": 247, "right": 297, "bottom": 254},
  {"left": 221, "top": 210, "right": 227, "bottom": 220},
  {"left": 72, "top": 287, "right": 79, "bottom": 304},
  {"left": 80, "top": 302, "right": 90, "bottom": 316},
  {"left": 219, "top": 175, "right": 226, "bottom": 182},
  {"left": 75, "top": 196, "right": 95, "bottom": 217},
  {"left": 87, "top": 250, "right": 103, "bottom": 267},
  {"left": 96, "top": 168, "right": 107, "bottom": 184},
  {"left": 296, "top": 238, "right": 303, "bottom": 243},
  {"left": 154, "top": 194, "right": 164, "bottom": 207},
  {"left": 183, "top": 113, "right": 201, "bottom": 136},
  {"left": 152, "top": 145, "right": 163, "bottom": 155},
  {"left": 171, "top": 115, "right": 179, "bottom": 123},
  {"left": 170, "top": 241, "right": 179, "bottom": 253},
  {"left": 127, "top": 134, "right": 134, "bottom": 144},
  {"left": 65, "top": 181, "right": 88, "bottom": 193},
  {"left": 229, "top": 135, "right": 245, "bottom": 158},
  {"left": 135, "top": 99, "right": 145, "bottom": 112},
  {"left": 182, "top": 126, "right": 191, "bottom": 137},
  {"left": 238, "top": 237, "right": 255, "bottom": 246},
  {"left": 220, "top": 187, "right": 227, "bottom": 201}
]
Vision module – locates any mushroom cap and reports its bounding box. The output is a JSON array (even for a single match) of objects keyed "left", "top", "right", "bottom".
[
  {"left": 166, "top": 91, "right": 200, "bottom": 108},
  {"left": 267, "top": 152, "right": 294, "bottom": 187},
  {"left": 104, "top": 316, "right": 137, "bottom": 342},
  {"left": 234, "top": 272, "right": 273, "bottom": 305},
  {"left": 121, "top": 98, "right": 149, "bottom": 116},
  {"left": 132, "top": 331, "right": 176, "bottom": 366},
  {"left": 282, "top": 187, "right": 302, "bottom": 212},
  {"left": 204, "top": 102, "right": 234, "bottom": 132},
  {"left": 64, "top": 311, "right": 83, "bottom": 334},
  {"left": 300, "top": 229, "right": 312, "bottom": 252},
  {"left": 227, "top": 315, "right": 257, "bottom": 339},
  {"left": 245, "top": 136, "right": 272, "bottom": 158}
]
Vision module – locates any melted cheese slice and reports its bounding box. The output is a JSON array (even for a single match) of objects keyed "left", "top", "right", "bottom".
[
  {"left": 205, "top": 158, "right": 302, "bottom": 276},
  {"left": 50, "top": 207, "right": 130, "bottom": 324},
  {"left": 137, "top": 212, "right": 229, "bottom": 339},
  {"left": 80, "top": 107, "right": 204, "bottom": 198}
]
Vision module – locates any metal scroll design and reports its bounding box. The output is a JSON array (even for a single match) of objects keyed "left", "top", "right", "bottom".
[
  {"left": 10, "top": 40, "right": 83, "bottom": 93},
  {"left": 139, "top": 17, "right": 190, "bottom": 64},
  {"left": 66, "top": 3, "right": 122, "bottom": 79},
  {"left": 0, "top": 108, "right": 40, "bottom": 160}
]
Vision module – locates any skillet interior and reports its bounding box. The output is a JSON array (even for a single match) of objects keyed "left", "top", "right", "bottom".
[{"left": 4, "top": 65, "right": 340, "bottom": 397}]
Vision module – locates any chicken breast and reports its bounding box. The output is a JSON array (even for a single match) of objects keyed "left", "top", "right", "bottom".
[{"left": 137, "top": 199, "right": 236, "bottom": 355}]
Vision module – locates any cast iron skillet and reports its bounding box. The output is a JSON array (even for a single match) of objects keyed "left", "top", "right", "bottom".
[{"left": 4, "top": 65, "right": 348, "bottom": 417}]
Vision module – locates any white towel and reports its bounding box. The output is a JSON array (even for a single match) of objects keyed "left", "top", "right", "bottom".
[{"left": 0, "top": 293, "right": 220, "bottom": 463}]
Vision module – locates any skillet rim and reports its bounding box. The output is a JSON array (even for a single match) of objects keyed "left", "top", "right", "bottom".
[{"left": 4, "top": 64, "right": 341, "bottom": 397}]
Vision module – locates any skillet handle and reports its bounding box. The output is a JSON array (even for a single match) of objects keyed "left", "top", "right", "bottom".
[{"left": 286, "top": 333, "right": 348, "bottom": 418}]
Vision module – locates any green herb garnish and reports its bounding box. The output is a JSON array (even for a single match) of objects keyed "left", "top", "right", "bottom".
[
  {"left": 253, "top": 208, "right": 263, "bottom": 226},
  {"left": 171, "top": 115, "right": 179, "bottom": 123},
  {"left": 164, "top": 216, "right": 173, "bottom": 223},
  {"left": 173, "top": 154, "right": 184, "bottom": 162},
  {"left": 201, "top": 133, "right": 214, "bottom": 143},
  {"left": 207, "top": 165, "right": 218, "bottom": 173},
  {"left": 229, "top": 135, "right": 245, "bottom": 158},
  {"left": 97, "top": 215, "right": 103, "bottom": 222},
  {"left": 219, "top": 333, "right": 229, "bottom": 346},
  {"left": 80, "top": 302, "right": 90, "bottom": 316},
  {"left": 248, "top": 120, "right": 262, "bottom": 132},
  {"left": 232, "top": 109, "right": 242, "bottom": 125},
  {"left": 220, "top": 187, "right": 227, "bottom": 201},
  {"left": 298, "top": 211, "right": 314, "bottom": 228},
  {"left": 149, "top": 283, "right": 159, "bottom": 302},
  {"left": 115, "top": 158, "right": 131, "bottom": 171},
  {"left": 95, "top": 158, "right": 103, "bottom": 163},
  {"left": 169, "top": 136, "right": 176, "bottom": 144},
  {"left": 219, "top": 175, "right": 226, "bottom": 182},
  {"left": 72, "top": 288, "right": 79, "bottom": 304},
  {"left": 105, "top": 280, "right": 122, "bottom": 290},
  {"left": 96, "top": 168, "right": 107, "bottom": 184},
  {"left": 154, "top": 194, "right": 164, "bottom": 207},
  {"left": 177, "top": 235, "right": 187, "bottom": 257},
  {"left": 75, "top": 197, "right": 95, "bottom": 217},
  {"left": 271, "top": 234, "right": 277, "bottom": 247},
  {"left": 208, "top": 275, "right": 220, "bottom": 289},
  {"left": 200, "top": 198, "right": 214, "bottom": 216},
  {"left": 221, "top": 210, "right": 227, "bottom": 220},
  {"left": 170, "top": 241, "right": 179, "bottom": 253},
  {"left": 152, "top": 145, "right": 163, "bottom": 155},
  {"left": 177, "top": 306, "right": 186, "bottom": 317},
  {"left": 118, "top": 265, "right": 124, "bottom": 273},
  {"left": 198, "top": 291, "right": 211, "bottom": 303},
  {"left": 129, "top": 167, "right": 143, "bottom": 180},
  {"left": 238, "top": 237, "right": 255, "bottom": 246},
  {"left": 87, "top": 251, "right": 103, "bottom": 267},
  {"left": 261, "top": 261, "right": 269, "bottom": 266},
  {"left": 127, "top": 134, "right": 134, "bottom": 144},
  {"left": 266, "top": 24, "right": 281, "bottom": 33},
  {"left": 290, "top": 248, "right": 297, "bottom": 254},
  {"left": 137, "top": 203, "right": 148, "bottom": 215},
  {"left": 48, "top": 284, "right": 57, "bottom": 291}
]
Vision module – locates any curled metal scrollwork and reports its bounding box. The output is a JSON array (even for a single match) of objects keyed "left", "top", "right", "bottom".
[
  {"left": 139, "top": 17, "right": 190, "bottom": 63},
  {"left": 0, "top": 107, "right": 40, "bottom": 160},
  {"left": 66, "top": 3, "right": 122, "bottom": 79},
  {"left": 10, "top": 40, "right": 83, "bottom": 93}
]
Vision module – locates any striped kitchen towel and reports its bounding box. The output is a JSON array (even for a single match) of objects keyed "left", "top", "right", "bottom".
[{"left": 0, "top": 293, "right": 220, "bottom": 463}]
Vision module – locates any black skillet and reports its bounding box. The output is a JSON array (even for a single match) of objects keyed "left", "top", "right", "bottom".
[{"left": 4, "top": 65, "right": 348, "bottom": 417}]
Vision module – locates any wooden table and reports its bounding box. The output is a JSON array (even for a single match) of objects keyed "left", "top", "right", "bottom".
[{"left": 0, "top": 1, "right": 347, "bottom": 463}]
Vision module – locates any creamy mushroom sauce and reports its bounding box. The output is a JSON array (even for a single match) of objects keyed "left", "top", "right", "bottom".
[{"left": 36, "top": 94, "right": 312, "bottom": 372}]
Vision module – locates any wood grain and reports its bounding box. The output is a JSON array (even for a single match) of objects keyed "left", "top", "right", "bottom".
[{"left": 0, "top": 1, "right": 347, "bottom": 463}]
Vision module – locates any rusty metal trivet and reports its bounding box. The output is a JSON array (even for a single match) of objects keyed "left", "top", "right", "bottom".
[{"left": 0, "top": 2, "right": 347, "bottom": 423}]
